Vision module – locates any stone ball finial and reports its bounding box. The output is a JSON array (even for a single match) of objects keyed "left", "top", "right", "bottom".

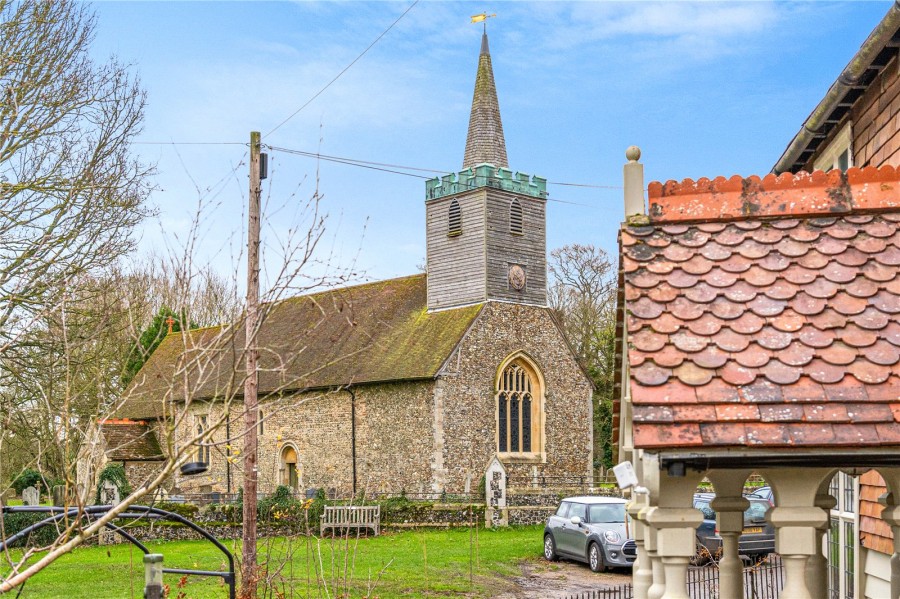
[{"left": 626, "top": 146, "right": 641, "bottom": 162}]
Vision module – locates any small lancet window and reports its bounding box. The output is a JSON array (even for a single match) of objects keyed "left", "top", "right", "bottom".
[
  {"left": 448, "top": 200, "right": 462, "bottom": 237},
  {"left": 196, "top": 415, "right": 210, "bottom": 464},
  {"left": 509, "top": 199, "right": 523, "bottom": 235}
]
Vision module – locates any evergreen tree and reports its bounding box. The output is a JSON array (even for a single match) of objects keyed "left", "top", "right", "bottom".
[{"left": 121, "top": 307, "right": 193, "bottom": 386}]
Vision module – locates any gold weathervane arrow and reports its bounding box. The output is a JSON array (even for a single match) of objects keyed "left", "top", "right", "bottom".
[{"left": 471, "top": 12, "right": 496, "bottom": 31}]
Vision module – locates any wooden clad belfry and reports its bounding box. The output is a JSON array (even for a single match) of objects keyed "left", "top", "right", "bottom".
[{"left": 425, "top": 31, "right": 548, "bottom": 311}]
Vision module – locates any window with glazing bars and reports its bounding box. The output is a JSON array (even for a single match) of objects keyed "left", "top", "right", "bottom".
[{"left": 497, "top": 363, "right": 532, "bottom": 453}]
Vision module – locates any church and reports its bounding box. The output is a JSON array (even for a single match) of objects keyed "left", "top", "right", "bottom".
[{"left": 83, "top": 31, "right": 593, "bottom": 498}]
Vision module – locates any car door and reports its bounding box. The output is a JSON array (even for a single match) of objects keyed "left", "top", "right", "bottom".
[{"left": 557, "top": 502, "right": 589, "bottom": 558}]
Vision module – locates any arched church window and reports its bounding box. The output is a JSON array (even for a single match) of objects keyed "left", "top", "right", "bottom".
[
  {"left": 496, "top": 360, "right": 542, "bottom": 455},
  {"left": 196, "top": 414, "right": 210, "bottom": 464},
  {"left": 509, "top": 199, "right": 523, "bottom": 235},
  {"left": 448, "top": 200, "right": 462, "bottom": 236},
  {"left": 281, "top": 445, "right": 300, "bottom": 490}
]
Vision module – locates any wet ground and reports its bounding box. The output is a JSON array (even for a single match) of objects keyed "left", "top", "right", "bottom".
[{"left": 495, "top": 558, "right": 631, "bottom": 599}]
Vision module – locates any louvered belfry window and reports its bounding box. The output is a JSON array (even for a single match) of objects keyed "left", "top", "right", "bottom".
[
  {"left": 509, "top": 199, "right": 523, "bottom": 235},
  {"left": 497, "top": 363, "right": 533, "bottom": 453},
  {"left": 448, "top": 200, "right": 462, "bottom": 236}
]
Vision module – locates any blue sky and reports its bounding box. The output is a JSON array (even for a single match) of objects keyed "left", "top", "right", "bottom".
[{"left": 90, "top": 1, "right": 891, "bottom": 289}]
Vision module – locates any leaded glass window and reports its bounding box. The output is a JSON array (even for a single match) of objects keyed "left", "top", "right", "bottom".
[{"left": 497, "top": 362, "right": 538, "bottom": 454}]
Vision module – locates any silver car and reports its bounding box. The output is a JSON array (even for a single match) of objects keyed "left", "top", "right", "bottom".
[{"left": 543, "top": 496, "right": 636, "bottom": 572}]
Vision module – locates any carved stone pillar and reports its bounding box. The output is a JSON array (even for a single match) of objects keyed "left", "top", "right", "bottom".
[
  {"left": 761, "top": 468, "right": 831, "bottom": 599},
  {"left": 806, "top": 493, "right": 836, "bottom": 599},
  {"left": 628, "top": 490, "right": 653, "bottom": 599},
  {"left": 880, "top": 503, "right": 900, "bottom": 599},
  {"left": 711, "top": 495, "right": 750, "bottom": 599},
  {"left": 646, "top": 506, "right": 704, "bottom": 599}
]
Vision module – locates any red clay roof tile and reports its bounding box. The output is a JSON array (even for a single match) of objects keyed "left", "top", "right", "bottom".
[{"left": 625, "top": 165, "right": 900, "bottom": 450}]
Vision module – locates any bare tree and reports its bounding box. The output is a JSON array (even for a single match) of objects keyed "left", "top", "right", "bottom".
[
  {"left": 548, "top": 243, "right": 617, "bottom": 470},
  {"left": 0, "top": 0, "right": 153, "bottom": 356}
]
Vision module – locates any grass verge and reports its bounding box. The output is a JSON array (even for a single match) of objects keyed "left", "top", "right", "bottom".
[{"left": 2, "top": 524, "right": 544, "bottom": 598}]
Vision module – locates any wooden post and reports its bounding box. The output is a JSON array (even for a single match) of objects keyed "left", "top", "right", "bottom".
[
  {"left": 143, "top": 554, "right": 163, "bottom": 599},
  {"left": 240, "top": 130, "right": 261, "bottom": 598}
]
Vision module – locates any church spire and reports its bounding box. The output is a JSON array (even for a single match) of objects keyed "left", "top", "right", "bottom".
[{"left": 462, "top": 31, "right": 508, "bottom": 170}]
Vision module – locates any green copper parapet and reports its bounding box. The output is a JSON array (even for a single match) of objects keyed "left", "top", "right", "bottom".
[{"left": 426, "top": 164, "right": 547, "bottom": 201}]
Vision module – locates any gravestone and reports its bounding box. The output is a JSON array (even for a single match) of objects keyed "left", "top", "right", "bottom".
[
  {"left": 99, "top": 481, "right": 121, "bottom": 545},
  {"left": 484, "top": 456, "right": 508, "bottom": 528},
  {"left": 52, "top": 485, "right": 67, "bottom": 507},
  {"left": 22, "top": 486, "right": 39, "bottom": 506},
  {"left": 101, "top": 480, "right": 120, "bottom": 505}
]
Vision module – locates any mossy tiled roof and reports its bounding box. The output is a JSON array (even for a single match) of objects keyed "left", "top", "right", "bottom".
[
  {"left": 100, "top": 420, "right": 164, "bottom": 461},
  {"left": 118, "top": 275, "right": 482, "bottom": 419}
]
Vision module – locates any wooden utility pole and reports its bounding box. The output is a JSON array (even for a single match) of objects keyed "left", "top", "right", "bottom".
[{"left": 240, "top": 130, "right": 261, "bottom": 599}]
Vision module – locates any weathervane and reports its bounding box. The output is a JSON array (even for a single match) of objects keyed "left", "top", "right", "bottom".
[{"left": 470, "top": 12, "right": 496, "bottom": 32}]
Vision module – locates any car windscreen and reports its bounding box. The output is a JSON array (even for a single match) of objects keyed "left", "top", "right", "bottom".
[
  {"left": 556, "top": 502, "right": 569, "bottom": 517},
  {"left": 588, "top": 503, "right": 625, "bottom": 523}
]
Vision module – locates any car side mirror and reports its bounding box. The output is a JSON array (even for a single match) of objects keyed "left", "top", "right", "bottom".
[{"left": 570, "top": 516, "right": 583, "bottom": 526}]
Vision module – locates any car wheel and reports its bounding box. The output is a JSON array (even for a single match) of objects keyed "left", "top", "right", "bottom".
[
  {"left": 588, "top": 542, "right": 605, "bottom": 573},
  {"left": 543, "top": 534, "right": 558, "bottom": 562}
]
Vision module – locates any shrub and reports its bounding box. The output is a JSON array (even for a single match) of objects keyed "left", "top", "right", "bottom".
[
  {"left": 11, "top": 469, "right": 47, "bottom": 495},
  {"left": 94, "top": 463, "right": 132, "bottom": 504},
  {"left": 1, "top": 511, "right": 66, "bottom": 548},
  {"left": 154, "top": 502, "right": 199, "bottom": 520}
]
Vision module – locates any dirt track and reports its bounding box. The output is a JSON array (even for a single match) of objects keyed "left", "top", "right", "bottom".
[{"left": 494, "top": 558, "right": 631, "bottom": 599}]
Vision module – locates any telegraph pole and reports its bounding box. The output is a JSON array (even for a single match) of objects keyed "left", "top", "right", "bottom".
[{"left": 240, "top": 130, "right": 261, "bottom": 599}]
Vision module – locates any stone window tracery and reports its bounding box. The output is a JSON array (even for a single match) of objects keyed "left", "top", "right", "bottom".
[{"left": 496, "top": 359, "right": 543, "bottom": 457}]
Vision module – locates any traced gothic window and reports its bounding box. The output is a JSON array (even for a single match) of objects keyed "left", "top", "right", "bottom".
[
  {"left": 509, "top": 199, "right": 523, "bottom": 235},
  {"left": 496, "top": 360, "right": 541, "bottom": 454},
  {"left": 448, "top": 200, "right": 462, "bottom": 236},
  {"left": 196, "top": 415, "right": 210, "bottom": 464}
]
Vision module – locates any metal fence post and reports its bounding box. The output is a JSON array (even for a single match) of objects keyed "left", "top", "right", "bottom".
[{"left": 144, "top": 553, "right": 164, "bottom": 599}]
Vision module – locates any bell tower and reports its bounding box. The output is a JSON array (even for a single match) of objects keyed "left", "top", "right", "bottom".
[{"left": 425, "top": 31, "right": 547, "bottom": 311}]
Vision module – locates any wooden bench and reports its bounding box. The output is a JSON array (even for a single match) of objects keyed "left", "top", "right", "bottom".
[{"left": 320, "top": 505, "right": 380, "bottom": 536}]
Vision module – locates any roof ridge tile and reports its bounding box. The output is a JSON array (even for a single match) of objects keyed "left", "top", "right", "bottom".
[{"left": 646, "top": 165, "right": 900, "bottom": 224}]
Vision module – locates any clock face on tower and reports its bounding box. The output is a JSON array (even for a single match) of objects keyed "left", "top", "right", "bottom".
[{"left": 508, "top": 264, "right": 526, "bottom": 291}]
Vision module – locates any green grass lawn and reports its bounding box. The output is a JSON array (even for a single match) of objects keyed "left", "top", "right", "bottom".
[{"left": 2, "top": 525, "right": 545, "bottom": 598}]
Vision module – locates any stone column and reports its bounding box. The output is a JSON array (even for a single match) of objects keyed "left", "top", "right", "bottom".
[
  {"left": 707, "top": 469, "right": 753, "bottom": 599},
  {"left": 876, "top": 468, "right": 900, "bottom": 599},
  {"left": 711, "top": 495, "right": 750, "bottom": 599},
  {"left": 646, "top": 506, "right": 704, "bottom": 599},
  {"left": 880, "top": 503, "right": 900, "bottom": 599},
  {"left": 761, "top": 468, "right": 831, "bottom": 599},
  {"left": 628, "top": 489, "right": 653, "bottom": 599},
  {"left": 806, "top": 492, "right": 836, "bottom": 599}
]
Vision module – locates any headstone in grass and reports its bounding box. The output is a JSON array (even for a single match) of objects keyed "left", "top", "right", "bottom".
[
  {"left": 22, "top": 486, "right": 39, "bottom": 506},
  {"left": 99, "top": 481, "right": 121, "bottom": 545},
  {"left": 52, "top": 485, "right": 67, "bottom": 507},
  {"left": 484, "top": 457, "right": 507, "bottom": 528}
]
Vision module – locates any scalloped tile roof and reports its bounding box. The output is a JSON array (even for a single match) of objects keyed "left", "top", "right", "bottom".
[{"left": 625, "top": 166, "right": 900, "bottom": 449}]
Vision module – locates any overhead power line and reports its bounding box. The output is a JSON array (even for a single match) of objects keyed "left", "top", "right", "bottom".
[{"left": 264, "top": 0, "right": 420, "bottom": 140}]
